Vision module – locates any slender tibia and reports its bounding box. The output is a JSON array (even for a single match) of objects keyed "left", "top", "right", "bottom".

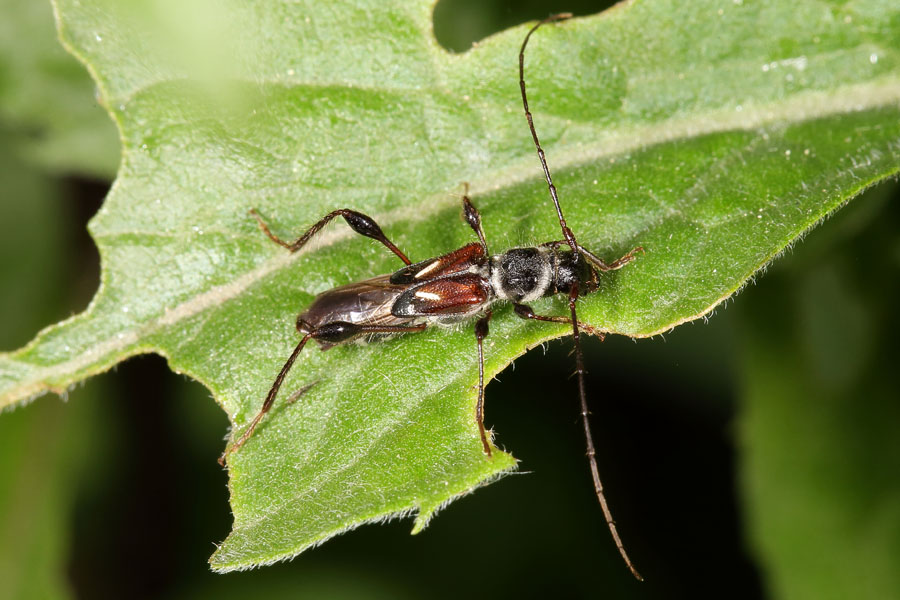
[
  {"left": 250, "top": 207, "right": 412, "bottom": 265},
  {"left": 219, "top": 320, "right": 427, "bottom": 466},
  {"left": 513, "top": 303, "right": 606, "bottom": 341},
  {"left": 219, "top": 333, "right": 312, "bottom": 465},
  {"left": 567, "top": 286, "right": 642, "bottom": 581},
  {"left": 474, "top": 310, "right": 493, "bottom": 456}
]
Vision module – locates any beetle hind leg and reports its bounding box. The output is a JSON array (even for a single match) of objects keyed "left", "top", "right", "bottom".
[
  {"left": 250, "top": 207, "right": 412, "bottom": 265},
  {"left": 219, "top": 320, "right": 427, "bottom": 466}
]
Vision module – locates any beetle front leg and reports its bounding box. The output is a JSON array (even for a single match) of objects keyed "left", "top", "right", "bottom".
[
  {"left": 513, "top": 303, "right": 605, "bottom": 341},
  {"left": 579, "top": 245, "right": 643, "bottom": 272}
]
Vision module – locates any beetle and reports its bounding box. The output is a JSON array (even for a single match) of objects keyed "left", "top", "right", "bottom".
[{"left": 220, "top": 13, "right": 643, "bottom": 580}]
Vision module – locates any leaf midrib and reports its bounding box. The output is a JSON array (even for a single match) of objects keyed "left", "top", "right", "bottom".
[{"left": 3, "top": 76, "right": 898, "bottom": 409}]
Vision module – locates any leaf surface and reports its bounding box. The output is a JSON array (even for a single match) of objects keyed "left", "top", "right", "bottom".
[{"left": 0, "top": 0, "right": 898, "bottom": 570}]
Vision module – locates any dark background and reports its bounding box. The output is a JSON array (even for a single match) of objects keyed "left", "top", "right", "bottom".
[{"left": 2, "top": 1, "right": 898, "bottom": 599}]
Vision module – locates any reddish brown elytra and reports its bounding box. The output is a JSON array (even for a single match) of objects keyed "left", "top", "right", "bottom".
[{"left": 221, "top": 14, "right": 643, "bottom": 580}]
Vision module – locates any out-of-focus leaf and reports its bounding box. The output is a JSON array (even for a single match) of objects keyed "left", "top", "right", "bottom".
[
  {"left": 0, "top": 0, "right": 118, "bottom": 177},
  {"left": 0, "top": 138, "right": 72, "bottom": 600},
  {"left": 738, "top": 186, "right": 900, "bottom": 599}
]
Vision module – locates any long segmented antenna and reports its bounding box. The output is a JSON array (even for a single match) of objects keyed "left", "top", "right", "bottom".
[
  {"left": 519, "top": 13, "right": 577, "bottom": 255},
  {"left": 521, "top": 14, "right": 643, "bottom": 581},
  {"left": 569, "top": 289, "right": 642, "bottom": 581}
]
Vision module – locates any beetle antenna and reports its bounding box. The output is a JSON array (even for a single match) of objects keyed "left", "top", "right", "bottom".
[
  {"left": 519, "top": 13, "right": 577, "bottom": 255},
  {"left": 524, "top": 14, "right": 643, "bottom": 580},
  {"left": 568, "top": 288, "right": 643, "bottom": 581}
]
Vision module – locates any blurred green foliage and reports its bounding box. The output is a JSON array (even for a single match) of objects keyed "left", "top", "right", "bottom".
[
  {"left": 738, "top": 184, "right": 900, "bottom": 598},
  {"left": 0, "top": 0, "right": 118, "bottom": 177},
  {"left": 0, "top": 134, "right": 73, "bottom": 600}
]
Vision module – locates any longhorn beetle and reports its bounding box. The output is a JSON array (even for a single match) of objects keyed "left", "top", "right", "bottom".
[{"left": 220, "top": 13, "right": 643, "bottom": 580}]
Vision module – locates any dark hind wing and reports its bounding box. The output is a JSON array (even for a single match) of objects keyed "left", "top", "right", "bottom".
[{"left": 299, "top": 274, "right": 415, "bottom": 329}]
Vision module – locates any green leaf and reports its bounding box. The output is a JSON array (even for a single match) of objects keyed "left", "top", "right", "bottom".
[{"left": 1, "top": 0, "right": 898, "bottom": 571}]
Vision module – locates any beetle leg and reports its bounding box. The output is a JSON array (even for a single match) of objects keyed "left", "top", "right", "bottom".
[
  {"left": 474, "top": 310, "right": 493, "bottom": 456},
  {"left": 539, "top": 240, "right": 643, "bottom": 273},
  {"left": 219, "top": 320, "right": 426, "bottom": 465},
  {"left": 250, "top": 207, "right": 412, "bottom": 265},
  {"left": 579, "top": 245, "right": 643, "bottom": 272},
  {"left": 460, "top": 184, "right": 489, "bottom": 254},
  {"left": 219, "top": 332, "right": 312, "bottom": 465},
  {"left": 513, "top": 303, "right": 605, "bottom": 341}
]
